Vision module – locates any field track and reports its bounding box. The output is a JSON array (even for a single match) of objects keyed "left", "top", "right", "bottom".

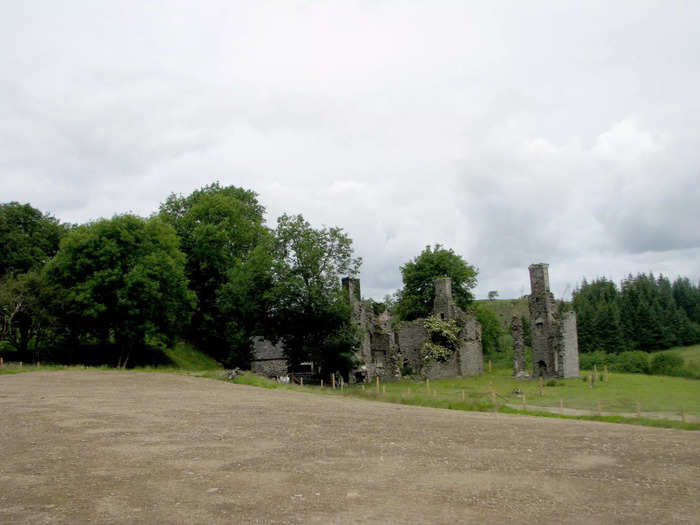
[{"left": 1, "top": 371, "right": 698, "bottom": 524}]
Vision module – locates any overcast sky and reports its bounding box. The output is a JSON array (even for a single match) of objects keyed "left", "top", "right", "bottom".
[{"left": 2, "top": 1, "right": 699, "bottom": 300}]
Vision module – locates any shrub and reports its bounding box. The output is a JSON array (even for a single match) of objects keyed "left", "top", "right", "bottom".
[
  {"left": 649, "top": 353, "right": 684, "bottom": 376},
  {"left": 579, "top": 350, "right": 616, "bottom": 370},
  {"left": 611, "top": 351, "right": 650, "bottom": 374}
]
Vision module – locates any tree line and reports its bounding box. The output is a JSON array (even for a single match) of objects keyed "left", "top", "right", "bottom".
[
  {"left": 573, "top": 273, "right": 700, "bottom": 353},
  {"left": 0, "top": 183, "right": 361, "bottom": 375}
]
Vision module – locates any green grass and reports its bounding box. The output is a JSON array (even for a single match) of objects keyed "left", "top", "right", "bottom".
[
  {"left": 225, "top": 367, "right": 700, "bottom": 431},
  {"left": 162, "top": 341, "right": 222, "bottom": 370}
]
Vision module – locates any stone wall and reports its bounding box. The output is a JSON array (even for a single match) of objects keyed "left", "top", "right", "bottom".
[
  {"left": 527, "top": 263, "right": 579, "bottom": 379},
  {"left": 561, "top": 311, "right": 580, "bottom": 378},
  {"left": 251, "top": 359, "right": 288, "bottom": 378}
]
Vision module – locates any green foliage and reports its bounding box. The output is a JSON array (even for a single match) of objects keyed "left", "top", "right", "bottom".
[
  {"left": 159, "top": 182, "right": 269, "bottom": 366},
  {"left": 474, "top": 305, "right": 503, "bottom": 354},
  {"left": 649, "top": 353, "right": 685, "bottom": 376},
  {"left": 394, "top": 245, "right": 477, "bottom": 321},
  {"left": 0, "top": 202, "right": 68, "bottom": 279},
  {"left": 46, "top": 214, "right": 195, "bottom": 366},
  {"left": 258, "top": 214, "right": 362, "bottom": 379},
  {"left": 421, "top": 315, "right": 461, "bottom": 364},
  {"left": 573, "top": 273, "right": 700, "bottom": 354}
]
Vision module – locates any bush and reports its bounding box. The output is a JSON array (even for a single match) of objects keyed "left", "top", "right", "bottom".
[
  {"left": 610, "top": 351, "right": 650, "bottom": 374},
  {"left": 0, "top": 340, "right": 17, "bottom": 355},
  {"left": 649, "top": 353, "right": 684, "bottom": 376},
  {"left": 579, "top": 350, "right": 616, "bottom": 370}
]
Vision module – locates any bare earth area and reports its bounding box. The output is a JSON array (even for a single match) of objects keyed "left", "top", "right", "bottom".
[{"left": 1, "top": 371, "right": 698, "bottom": 524}]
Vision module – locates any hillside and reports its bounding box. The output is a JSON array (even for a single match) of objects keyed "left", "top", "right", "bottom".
[{"left": 474, "top": 297, "right": 529, "bottom": 330}]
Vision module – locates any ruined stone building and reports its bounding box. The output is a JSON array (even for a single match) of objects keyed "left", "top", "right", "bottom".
[
  {"left": 515, "top": 263, "right": 579, "bottom": 378},
  {"left": 391, "top": 277, "right": 483, "bottom": 380},
  {"left": 251, "top": 276, "right": 484, "bottom": 382}
]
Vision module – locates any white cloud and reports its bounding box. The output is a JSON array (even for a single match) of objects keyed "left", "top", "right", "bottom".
[{"left": 1, "top": 1, "right": 699, "bottom": 300}]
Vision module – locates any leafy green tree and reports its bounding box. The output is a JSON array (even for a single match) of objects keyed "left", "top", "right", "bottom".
[
  {"left": 0, "top": 202, "right": 67, "bottom": 278},
  {"left": 159, "top": 182, "right": 269, "bottom": 364},
  {"left": 0, "top": 269, "right": 58, "bottom": 361},
  {"left": 46, "top": 215, "right": 195, "bottom": 367},
  {"left": 394, "top": 245, "right": 477, "bottom": 321},
  {"left": 263, "top": 214, "right": 362, "bottom": 378}
]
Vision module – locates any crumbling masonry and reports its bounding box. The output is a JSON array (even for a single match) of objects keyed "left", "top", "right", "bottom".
[
  {"left": 524, "top": 263, "right": 579, "bottom": 378},
  {"left": 250, "top": 276, "right": 485, "bottom": 382},
  {"left": 345, "top": 277, "right": 483, "bottom": 382}
]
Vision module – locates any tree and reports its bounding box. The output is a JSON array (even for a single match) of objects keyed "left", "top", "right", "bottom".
[
  {"left": 0, "top": 202, "right": 67, "bottom": 279},
  {"left": 394, "top": 245, "right": 477, "bottom": 321},
  {"left": 0, "top": 269, "right": 58, "bottom": 361},
  {"left": 159, "top": 182, "right": 269, "bottom": 364},
  {"left": 262, "top": 214, "right": 362, "bottom": 378},
  {"left": 46, "top": 215, "right": 195, "bottom": 367},
  {"left": 488, "top": 290, "right": 499, "bottom": 301}
]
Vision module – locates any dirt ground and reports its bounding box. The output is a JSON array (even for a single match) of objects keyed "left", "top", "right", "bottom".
[{"left": 1, "top": 371, "right": 698, "bottom": 524}]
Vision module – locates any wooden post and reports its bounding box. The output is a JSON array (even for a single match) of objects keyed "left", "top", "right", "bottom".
[
  {"left": 588, "top": 373, "right": 593, "bottom": 388},
  {"left": 489, "top": 381, "right": 495, "bottom": 403},
  {"left": 538, "top": 376, "right": 543, "bottom": 396},
  {"left": 521, "top": 394, "right": 526, "bottom": 411},
  {"left": 300, "top": 377, "right": 303, "bottom": 387},
  {"left": 488, "top": 360, "right": 492, "bottom": 373},
  {"left": 560, "top": 398, "right": 564, "bottom": 411},
  {"left": 594, "top": 363, "right": 598, "bottom": 382},
  {"left": 604, "top": 365, "right": 609, "bottom": 383},
  {"left": 376, "top": 376, "right": 380, "bottom": 394},
  {"left": 361, "top": 384, "right": 365, "bottom": 391},
  {"left": 382, "top": 385, "right": 386, "bottom": 394},
  {"left": 407, "top": 387, "right": 411, "bottom": 396},
  {"left": 341, "top": 382, "right": 344, "bottom": 393},
  {"left": 331, "top": 373, "right": 336, "bottom": 389},
  {"left": 0, "top": 357, "right": 3, "bottom": 367},
  {"left": 426, "top": 378, "right": 430, "bottom": 395},
  {"left": 597, "top": 401, "right": 603, "bottom": 416},
  {"left": 320, "top": 379, "right": 324, "bottom": 388},
  {"left": 461, "top": 390, "right": 465, "bottom": 401},
  {"left": 19, "top": 361, "right": 22, "bottom": 368},
  {"left": 681, "top": 406, "right": 686, "bottom": 423},
  {"left": 636, "top": 401, "right": 641, "bottom": 418}
]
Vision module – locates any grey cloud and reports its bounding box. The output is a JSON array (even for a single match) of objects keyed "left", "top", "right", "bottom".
[{"left": 1, "top": 1, "right": 699, "bottom": 301}]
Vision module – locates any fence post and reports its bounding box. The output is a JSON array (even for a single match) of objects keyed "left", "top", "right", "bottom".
[
  {"left": 426, "top": 378, "right": 430, "bottom": 395},
  {"left": 604, "top": 365, "right": 609, "bottom": 383},
  {"left": 461, "top": 390, "right": 465, "bottom": 401},
  {"left": 300, "top": 377, "right": 303, "bottom": 387},
  {"left": 681, "top": 406, "right": 686, "bottom": 423},
  {"left": 588, "top": 373, "right": 593, "bottom": 389},
  {"left": 521, "top": 394, "right": 526, "bottom": 411},
  {"left": 331, "top": 373, "right": 336, "bottom": 389},
  {"left": 0, "top": 357, "right": 4, "bottom": 367},
  {"left": 597, "top": 401, "right": 603, "bottom": 416},
  {"left": 376, "top": 376, "right": 380, "bottom": 394},
  {"left": 488, "top": 360, "right": 492, "bottom": 373},
  {"left": 382, "top": 385, "right": 386, "bottom": 394},
  {"left": 538, "top": 376, "right": 543, "bottom": 396},
  {"left": 636, "top": 401, "right": 641, "bottom": 418},
  {"left": 594, "top": 363, "right": 598, "bottom": 382},
  {"left": 560, "top": 398, "right": 564, "bottom": 411},
  {"left": 320, "top": 379, "right": 324, "bottom": 388}
]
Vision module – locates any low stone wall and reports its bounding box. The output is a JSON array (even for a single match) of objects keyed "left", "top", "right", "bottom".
[{"left": 251, "top": 359, "right": 288, "bottom": 378}]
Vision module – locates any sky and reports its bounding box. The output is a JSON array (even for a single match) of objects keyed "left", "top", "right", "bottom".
[{"left": 1, "top": 1, "right": 699, "bottom": 300}]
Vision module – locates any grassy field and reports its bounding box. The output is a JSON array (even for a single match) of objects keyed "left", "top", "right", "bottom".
[{"left": 230, "top": 368, "right": 700, "bottom": 430}]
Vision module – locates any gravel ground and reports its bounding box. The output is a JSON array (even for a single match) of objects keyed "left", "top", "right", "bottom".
[{"left": 1, "top": 371, "right": 698, "bottom": 524}]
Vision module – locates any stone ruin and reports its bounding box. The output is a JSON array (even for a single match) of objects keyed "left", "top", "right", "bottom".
[
  {"left": 511, "top": 263, "right": 580, "bottom": 379},
  {"left": 250, "top": 276, "right": 484, "bottom": 382}
]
